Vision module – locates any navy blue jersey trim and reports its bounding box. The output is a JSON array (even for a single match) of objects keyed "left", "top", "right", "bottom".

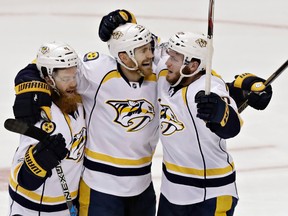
[
  {"left": 84, "top": 156, "right": 151, "bottom": 176},
  {"left": 9, "top": 186, "right": 77, "bottom": 212},
  {"left": 162, "top": 163, "right": 235, "bottom": 188}
]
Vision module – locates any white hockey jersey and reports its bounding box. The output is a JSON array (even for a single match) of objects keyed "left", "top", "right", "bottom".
[
  {"left": 156, "top": 59, "right": 239, "bottom": 205},
  {"left": 9, "top": 102, "right": 86, "bottom": 216},
  {"left": 77, "top": 52, "right": 159, "bottom": 196}
]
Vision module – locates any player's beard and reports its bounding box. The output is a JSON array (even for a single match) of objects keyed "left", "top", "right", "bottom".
[
  {"left": 138, "top": 61, "right": 153, "bottom": 77},
  {"left": 52, "top": 91, "right": 82, "bottom": 114}
]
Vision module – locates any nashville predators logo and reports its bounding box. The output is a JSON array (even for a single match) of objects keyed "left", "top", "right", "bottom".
[
  {"left": 195, "top": 38, "right": 207, "bottom": 48},
  {"left": 160, "top": 104, "right": 184, "bottom": 136},
  {"left": 40, "top": 46, "right": 49, "bottom": 54},
  {"left": 111, "top": 31, "right": 124, "bottom": 40},
  {"left": 67, "top": 127, "right": 87, "bottom": 162},
  {"left": 107, "top": 99, "right": 155, "bottom": 132}
]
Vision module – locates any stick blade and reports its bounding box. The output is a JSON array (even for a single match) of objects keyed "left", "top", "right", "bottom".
[
  {"left": 4, "top": 118, "right": 29, "bottom": 135},
  {"left": 4, "top": 118, "right": 48, "bottom": 141}
]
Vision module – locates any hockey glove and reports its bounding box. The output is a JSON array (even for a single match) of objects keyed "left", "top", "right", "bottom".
[
  {"left": 195, "top": 90, "right": 229, "bottom": 127},
  {"left": 24, "top": 133, "right": 68, "bottom": 178},
  {"left": 233, "top": 73, "right": 273, "bottom": 110},
  {"left": 13, "top": 81, "right": 52, "bottom": 124},
  {"left": 98, "top": 9, "right": 137, "bottom": 42},
  {"left": 13, "top": 64, "right": 52, "bottom": 124}
]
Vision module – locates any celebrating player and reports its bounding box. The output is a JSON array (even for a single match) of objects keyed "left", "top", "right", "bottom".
[
  {"left": 12, "top": 23, "right": 158, "bottom": 216},
  {"left": 156, "top": 31, "right": 241, "bottom": 216},
  {"left": 8, "top": 41, "right": 86, "bottom": 216},
  {"left": 76, "top": 23, "right": 158, "bottom": 216}
]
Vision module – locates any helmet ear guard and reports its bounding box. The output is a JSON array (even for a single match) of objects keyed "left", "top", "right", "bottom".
[{"left": 107, "top": 23, "right": 152, "bottom": 70}]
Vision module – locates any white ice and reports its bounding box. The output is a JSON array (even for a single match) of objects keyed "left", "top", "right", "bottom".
[{"left": 0, "top": 0, "right": 288, "bottom": 215}]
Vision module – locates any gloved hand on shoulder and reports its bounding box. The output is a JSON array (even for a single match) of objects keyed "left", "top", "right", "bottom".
[
  {"left": 98, "top": 9, "right": 137, "bottom": 42},
  {"left": 13, "top": 64, "right": 52, "bottom": 124}
]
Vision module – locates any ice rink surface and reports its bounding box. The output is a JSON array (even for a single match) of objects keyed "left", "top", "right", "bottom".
[{"left": 0, "top": 0, "right": 287, "bottom": 215}]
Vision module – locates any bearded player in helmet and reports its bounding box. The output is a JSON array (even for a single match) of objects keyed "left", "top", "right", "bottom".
[
  {"left": 75, "top": 23, "right": 158, "bottom": 216},
  {"left": 12, "top": 23, "right": 158, "bottom": 216},
  {"left": 9, "top": 41, "right": 86, "bottom": 216}
]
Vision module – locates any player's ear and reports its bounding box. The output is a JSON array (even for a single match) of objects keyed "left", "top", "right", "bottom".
[
  {"left": 184, "top": 60, "right": 199, "bottom": 75},
  {"left": 118, "top": 52, "right": 130, "bottom": 63},
  {"left": 44, "top": 76, "right": 53, "bottom": 86},
  {"left": 191, "top": 59, "right": 200, "bottom": 70}
]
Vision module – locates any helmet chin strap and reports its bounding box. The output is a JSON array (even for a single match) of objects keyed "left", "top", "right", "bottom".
[
  {"left": 118, "top": 57, "right": 145, "bottom": 77},
  {"left": 171, "top": 64, "right": 200, "bottom": 87},
  {"left": 48, "top": 75, "right": 60, "bottom": 95}
]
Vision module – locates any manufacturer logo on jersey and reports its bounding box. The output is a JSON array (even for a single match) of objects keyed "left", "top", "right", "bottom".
[
  {"left": 160, "top": 104, "right": 184, "bottom": 135},
  {"left": 107, "top": 99, "right": 155, "bottom": 132},
  {"left": 40, "top": 121, "right": 56, "bottom": 134},
  {"left": 67, "top": 127, "right": 87, "bottom": 162}
]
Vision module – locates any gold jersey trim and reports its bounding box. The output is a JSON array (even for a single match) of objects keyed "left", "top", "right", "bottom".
[
  {"left": 9, "top": 175, "right": 78, "bottom": 203},
  {"left": 85, "top": 148, "right": 152, "bottom": 166},
  {"left": 164, "top": 160, "right": 235, "bottom": 177}
]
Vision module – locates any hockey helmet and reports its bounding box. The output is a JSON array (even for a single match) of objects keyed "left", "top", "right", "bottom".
[
  {"left": 107, "top": 23, "right": 152, "bottom": 70},
  {"left": 167, "top": 32, "right": 208, "bottom": 72},
  {"left": 36, "top": 41, "right": 78, "bottom": 79}
]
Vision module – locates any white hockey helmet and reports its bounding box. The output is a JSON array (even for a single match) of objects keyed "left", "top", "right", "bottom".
[
  {"left": 167, "top": 32, "right": 208, "bottom": 71},
  {"left": 107, "top": 23, "right": 152, "bottom": 70},
  {"left": 36, "top": 41, "right": 78, "bottom": 79}
]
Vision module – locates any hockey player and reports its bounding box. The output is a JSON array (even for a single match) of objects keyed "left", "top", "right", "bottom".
[
  {"left": 98, "top": 9, "right": 273, "bottom": 111},
  {"left": 8, "top": 41, "right": 87, "bottom": 216},
  {"left": 11, "top": 23, "right": 158, "bottom": 216},
  {"left": 76, "top": 23, "right": 158, "bottom": 216},
  {"left": 156, "top": 32, "right": 241, "bottom": 216}
]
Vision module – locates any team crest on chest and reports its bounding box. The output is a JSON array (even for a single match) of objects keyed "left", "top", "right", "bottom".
[
  {"left": 160, "top": 104, "right": 184, "bottom": 135},
  {"left": 107, "top": 99, "right": 155, "bottom": 132},
  {"left": 67, "top": 127, "right": 87, "bottom": 162}
]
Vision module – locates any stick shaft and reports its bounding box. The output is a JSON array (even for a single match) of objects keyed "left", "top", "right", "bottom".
[
  {"left": 205, "top": 0, "right": 215, "bottom": 95},
  {"left": 4, "top": 118, "right": 77, "bottom": 216}
]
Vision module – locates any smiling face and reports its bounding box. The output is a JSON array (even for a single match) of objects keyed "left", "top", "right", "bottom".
[
  {"left": 53, "top": 66, "right": 78, "bottom": 98},
  {"left": 133, "top": 43, "right": 154, "bottom": 77},
  {"left": 48, "top": 66, "right": 82, "bottom": 113}
]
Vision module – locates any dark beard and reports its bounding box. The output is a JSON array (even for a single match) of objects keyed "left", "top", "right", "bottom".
[{"left": 52, "top": 91, "right": 82, "bottom": 114}]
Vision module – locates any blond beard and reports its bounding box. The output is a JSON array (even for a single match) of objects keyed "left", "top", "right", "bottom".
[{"left": 52, "top": 91, "right": 82, "bottom": 114}]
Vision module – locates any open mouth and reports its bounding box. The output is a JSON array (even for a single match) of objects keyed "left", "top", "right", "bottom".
[{"left": 142, "top": 61, "right": 152, "bottom": 67}]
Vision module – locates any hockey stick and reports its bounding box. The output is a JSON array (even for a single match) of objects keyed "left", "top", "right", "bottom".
[
  {"left": 205, "top": 0, "right": 215, "bottom": 95},
  {"left": 4, "top": 118, "right": 77, "bottom": 216},
  {"left": 238, "top": 59, "right": 288, "bottom": 113}
]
